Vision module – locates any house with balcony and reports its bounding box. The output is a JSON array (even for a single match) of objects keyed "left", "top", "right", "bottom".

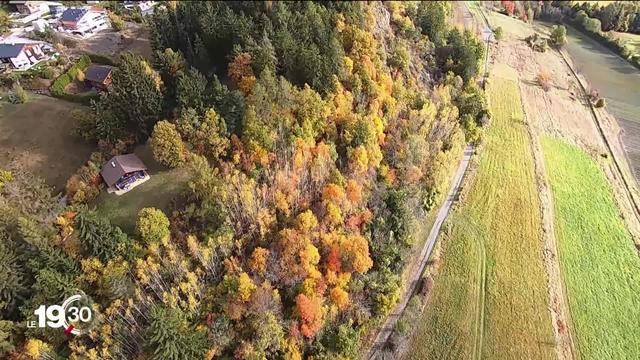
[
  {"left": 0, "top": 42, "right": 47, "bottom": 70},
  {"left": 100, "top": 154, "right": 150, "bottom": 195},
  {"left": 59, "top": 7, "right": 110, "bottom": 36},
  {"left": 84, "top": 64, "right": 113, "bottom": 92}
]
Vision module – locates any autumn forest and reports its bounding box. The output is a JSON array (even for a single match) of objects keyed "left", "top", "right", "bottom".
[{"left": 0, "top": 2, "right": 486, "bottom": 359}]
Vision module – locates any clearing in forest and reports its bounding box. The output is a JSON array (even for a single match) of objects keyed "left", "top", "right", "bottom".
[
  {"left": 406, "top": 75, "right": 556, "bottom": 359},
  {"left": 95, "top": 145, "right": 189, "bottom": 234},
  {"left": 541, "top": 137, "right": 640, "bottom": 359}
]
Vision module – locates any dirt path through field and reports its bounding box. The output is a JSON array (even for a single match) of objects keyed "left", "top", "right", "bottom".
[
  {"left": 483, "top": 9, "right": 578, "bottom": 359},
  {"left": 365, "top": 146, "right": 475, "bottom": 360}
]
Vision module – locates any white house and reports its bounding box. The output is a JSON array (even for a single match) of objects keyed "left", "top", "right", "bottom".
[
  {"left": 8, "top": 2, "right": 64, "bottom": 25},
  {"left": 59, "top": 8, "right": 110, "bottom": 37},
  {"left": 9, "top": 1, "right": 50, "bottom": 15},
  {"left": 123, "top": 1, "right": 157, "bottom": 16},
  {"left": 0, "top": 42, "right": 47, "bottom": 70}
]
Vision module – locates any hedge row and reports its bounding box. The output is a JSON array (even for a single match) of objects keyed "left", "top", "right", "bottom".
[
  {"left": 50, "top": 55, "right": 94, "bottom": 104},
  {"left": 569, "top": 20, "right": 640, "bottom": 71},
  {"left": 52, "top": 91, "right": 100, "bottom": 105}
]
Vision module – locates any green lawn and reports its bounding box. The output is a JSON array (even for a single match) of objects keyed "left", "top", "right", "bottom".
[
  {"left": 95, "top": 145, "right": 189, "bottom": 234},
  {"left": 541, "top": 137, "right": 640, "bottom": 359},
  {"left": 406, "top": 76, "right": 555, "bottom": 359}
]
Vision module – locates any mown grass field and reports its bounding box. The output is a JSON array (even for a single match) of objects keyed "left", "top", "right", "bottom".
[
  {"left": 0, "top": 95, "right": 93, "bottom": 191},
  {"left": 541, "top": 138, "right": 640, "bottom": 359},
  {"left": 406, "top": 76, "right": 555, "bottom": 359}
]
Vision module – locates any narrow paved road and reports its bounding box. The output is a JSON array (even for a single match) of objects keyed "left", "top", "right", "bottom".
[{"left": 366, "top": 145, "right": 475, "bottom": 360}]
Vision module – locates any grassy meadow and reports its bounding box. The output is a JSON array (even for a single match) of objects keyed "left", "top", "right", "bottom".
[
  {"left": 541, "top": 137, "right": 640, "bottom": 359},
  {"left": 0, "top": 95, "right": 94, "bottom": 191},
  {"left": 406, "top": 75, "right": 556, "bottom": 359}
]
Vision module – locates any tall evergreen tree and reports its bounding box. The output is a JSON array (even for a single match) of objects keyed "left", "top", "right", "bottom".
[
  {"left": 0, "top": 230, "right": 25, "bottom": 318},
  {"left": 101, "top": 52, "right": 164, "bottom": 140},
  {"left": 145, "top": 305, "right": 207, "bottom": 360},
  {"left": 75, "top": 207, "right": 131, "bottom": 262},
  {"left": 176, "top": 67, "right": 208, "bottom": 114}
]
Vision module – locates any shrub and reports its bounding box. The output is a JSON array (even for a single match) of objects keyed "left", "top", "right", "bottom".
[
  {"left": 86, "top": 53, "right": 117, "bottom": 66},
  {"left": 72, "top": 109, "right": 98, "bottom": 141},
  {"left": 40, "top": 67, "right": 55, "bottom": 79},
  {"left": 584, "top": 17, "right": 602, "bottom": 34},
  {"left": 65, "top": 152, "right": 105, "bottom": 205},
  {"left": 50, "top": 55, "right": 95, "bottom": 104},
  {"left": 108, "top": 11, "right": 126, "bottom": 31},
  {"left": 55, "top": 56, "right": 68, "bottom": 67},
  {"left": 550, "top": 25, "right": 567, "bottom": 48},
  {"left": 525, "top": 33, "right": 548, "bottom": 52},
  {"left": 130, "top": 10, "right": 144, "bottom": 24},
  {"left": 8, "top": 82, "right": 28, "bottom": 104},
  {"left": 594, "top": 98, "right": 606, "bottom": 108},
  {"left": 461, "top": 114, "right": 482, "bottom": 144},
  {"left": 30, "top": 27, "right": 55, "bottom": 42},
  {"left": 494, "top": 26, "right": 503, "bottom": 41},
  {"left": 136, "top": 207, "right": 170, "bottom": 245},
  {"left": 536, "top": 70, "right": 552, "bottom": 91},
  {"left": 388, "top": 40, "right": 410, "bottom": 71}
]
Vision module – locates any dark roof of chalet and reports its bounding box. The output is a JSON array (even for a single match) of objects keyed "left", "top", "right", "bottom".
[
  {"left": 100, "top": 154, "right": 147, "bottom": 187},
  {"left": 85, "top": 64, "right": 113, "bottom": 83},
  {"left": 60, "top": 8, "right": 88, "bottom": 22},
  {"left": 0, "top": 44, "right": 26, "bottom": 59}
]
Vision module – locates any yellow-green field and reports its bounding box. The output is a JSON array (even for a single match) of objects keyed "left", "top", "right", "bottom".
[
  {"left": 406, "top": 76, "right": 556, "bottom": 359},
  {"left": 484, "top": 8, "right": 534, "bottom": 40},
  {"left": 404, "top": 213, "right": 480, "bottom": 359},
  {"left": 541, "top": 138, "right": 640, "bottom": 359}
]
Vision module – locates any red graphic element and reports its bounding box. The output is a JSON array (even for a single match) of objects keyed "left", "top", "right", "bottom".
[{"left": 64, "top": 325, "right": 74, "bottom": 335}]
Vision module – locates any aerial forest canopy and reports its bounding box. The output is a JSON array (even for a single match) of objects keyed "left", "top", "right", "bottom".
[{"left": 0, "top": 2, "right": 485, "bottom": 359}]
